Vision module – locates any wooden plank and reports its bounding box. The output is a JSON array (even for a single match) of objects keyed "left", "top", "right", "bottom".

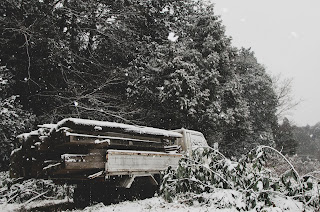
[
  {"left": 72, "top": 130, "right": 162, "bottom": 142},
  {"left": 59, "top": 133, "right": 165, "bottom": 151},
  {"left": 54, "top": 118, "right": 182, "bottom": 139},
  {"left": 61, "top": 151, "right": 106, "bottom": 170},
  {"left": 107, "top": 149, "right": 181, "bottom": 157},
  {"left": 64, "top": 162, "right": 105, "bottom": 170},
  {"left": 67, "top": 132, "right": 163, "bottom": 144},
  {"left": 41, "top": 161, "right": 63, "bottom": 177}
]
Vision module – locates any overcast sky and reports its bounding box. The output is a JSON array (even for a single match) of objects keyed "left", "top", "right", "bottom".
[{"left": 213, "top": 0, "right": 320, "bottom": 126}]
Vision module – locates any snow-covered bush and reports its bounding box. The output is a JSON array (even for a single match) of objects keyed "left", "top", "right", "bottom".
[
  {"left": 0, "top": 66, "right": 36, "bottom": 170},
  {"left": 0, "top": 171, "right": 73, "bottom": 204},
  {"left": 160, "top": 146, "right": 320, "bottom": 211}
]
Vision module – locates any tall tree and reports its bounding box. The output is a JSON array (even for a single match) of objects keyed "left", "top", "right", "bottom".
[
  {"left": 272, "top": 75, "right": 300, "bottom": 119},
  {"left": 275, "top": 117, "right": 298, "bottom": 155},
  {"left": 125, "top": 2, "right": 254, "bottom": 156},
  {"left": 235, "top": 48, "right": 278, "bottom": 148}
]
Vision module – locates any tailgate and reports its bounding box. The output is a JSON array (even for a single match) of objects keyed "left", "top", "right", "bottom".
[{"left": 105, "top": 149, "right": 182, "bottom": 176}]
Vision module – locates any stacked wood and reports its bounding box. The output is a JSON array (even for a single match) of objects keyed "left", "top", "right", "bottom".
[{"left": 10, "top": 118, "right": 182, "bottom": 181}]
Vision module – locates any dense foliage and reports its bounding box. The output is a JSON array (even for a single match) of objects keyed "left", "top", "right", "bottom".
[
  {"left": 0, "top": 66, "right": 35, "bottom": 170},
  {"left": 0, "top": 171, "right": 72, "bottom": 204},
  {"left": 275, "top": 117, "right": 298, "bottom": 156},
  {"left": 161, "top": 147, "right": 320, "bottom": 211},
  {"left": 293, "top": 122, "right": 320, "bottom": 160}
]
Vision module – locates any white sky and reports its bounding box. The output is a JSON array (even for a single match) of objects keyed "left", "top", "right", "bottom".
[{"left": 213, "top": 0, "right": 320, "bottom": 126}]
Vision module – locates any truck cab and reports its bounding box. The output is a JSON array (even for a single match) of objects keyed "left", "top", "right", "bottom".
[{"left": 172, "top": 128, "right": 209, "bottom": 156}]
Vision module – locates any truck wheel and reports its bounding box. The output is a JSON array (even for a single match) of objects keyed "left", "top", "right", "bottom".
[
  {"left": 73, "top": 184, "right": 91, "bottom": 208},
  {"left": 130, "top": 176, "right": 158, "bottom": 199},
  {"left": 141, "top": 185, "right": 157, "bottom": 198}
]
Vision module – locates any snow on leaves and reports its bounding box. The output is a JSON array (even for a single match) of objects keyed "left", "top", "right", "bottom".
[{"left": 161, "top": 146, "right": 320, "bottom": 211}]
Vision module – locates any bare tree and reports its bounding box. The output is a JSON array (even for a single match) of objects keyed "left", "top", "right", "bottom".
[{"left": 272, "top": 74, "right": 301, "bottom": 119}]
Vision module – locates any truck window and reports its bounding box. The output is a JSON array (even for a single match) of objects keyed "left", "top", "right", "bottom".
[{"left": 189, "top": 133, "right": 207, "bottom": 148}]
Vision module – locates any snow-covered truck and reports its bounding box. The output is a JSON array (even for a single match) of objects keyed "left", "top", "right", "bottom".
[{"left": 10, "top": 118, "right": 209, "bottom": 206}]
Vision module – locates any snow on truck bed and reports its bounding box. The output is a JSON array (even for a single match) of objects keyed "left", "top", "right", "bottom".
[{"left": 54, "top": 118, "right": 182, "bottom": 138}]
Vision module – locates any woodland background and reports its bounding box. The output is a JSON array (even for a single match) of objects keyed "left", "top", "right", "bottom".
[{"left": 0, "top": 0, "right": 319, "bottom": 171}]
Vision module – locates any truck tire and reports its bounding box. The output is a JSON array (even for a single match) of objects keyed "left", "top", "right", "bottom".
[
  {"left": 73, "top": 184, "right": 92, "bottom": 208},
  {"left": 141, "top": 185, "right": 157, "bottom": 199},
  {"left": 130, "top": 176, "right": 158, "bottom": 199}
]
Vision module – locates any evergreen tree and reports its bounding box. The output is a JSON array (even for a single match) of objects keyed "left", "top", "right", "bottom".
[
  {"left": 275, "top": 117, "right": 298, "bottom": 155},
  {"left": 125, "top": 2, "right": 253, "bottom": 156},
  {"left": 235, "top": 48, "right": 278, "bottom": 148},
  {"left": 293, "top": 122, "right": 320, "bottom": 160}
]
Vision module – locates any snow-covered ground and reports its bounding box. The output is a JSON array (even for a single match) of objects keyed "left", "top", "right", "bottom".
[
  {"left": 76, "top": 193, "right": 310, "bottom": 212},
  {"left": 0, "top": 189, "right": 312, "bottom": 212},
  {"left": 0, "top": 199, "right": 71, "bottom": 212}
]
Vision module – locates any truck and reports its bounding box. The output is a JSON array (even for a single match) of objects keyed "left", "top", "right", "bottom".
[{"left": 10, "top": 118, "right": 209, "bottom": 207}]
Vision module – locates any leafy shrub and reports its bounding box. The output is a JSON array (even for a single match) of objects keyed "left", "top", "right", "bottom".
[
  {"left": 160, "top": 146, "right": 320, "bottom": 211},
  {"left": 0, "top": 66, "right": 35, "bottom": 170},
  {"left": 0, "top": 171, "right": 73, "bottom": 204}
]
